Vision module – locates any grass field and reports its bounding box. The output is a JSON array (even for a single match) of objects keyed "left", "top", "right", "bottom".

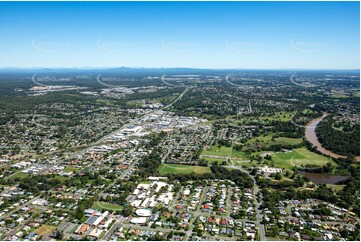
[
  {"left": 92, "top": 202, "right": 123, "bottom": 211},
  {"left": 246, "top": 134, "right": 303, "bottom": 147},
  {"left": 258, "top": 112, "right": 296, "bottom": 122},
  {"left": 54, "top": 175, "right": 69, "bottom": 182},
  {"left": 228, "top": 112, "right": 296, "bottom": 125},
  {"left": 64, "top": 165, "right": 78, "bottom": 173},
  {"left": 271, "top": 147, "right": 335, "bottom": 170},
  {"left": 8, "top": 172, "right": 29, "bottom": 180},
  {"left": 240, "top": 147, "right": 336, "bottom": 170},
  {"left": 158, "top": 164, "right": 211, "bottom": 174},
  {"left": 35, "top": 225, "right": 56, "bottom": 236},
  {"left": 201, "top": 145, "right": 248, "bottom": 160},
  {"left": 202, "top": 157, "right": 228, "bottom": 164},
  {"left": 326, "top": 184, "right": 346, "bottom": 193}
]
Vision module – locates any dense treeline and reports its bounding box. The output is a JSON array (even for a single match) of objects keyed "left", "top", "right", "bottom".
[
  {"left": 137, "top": 132, "right": 167, "bottom": 178},
  {"left": 271, "top": 121, "right": 304, "bottom": 138},
  {"left": 292, "top": 110, "right": 322, "bottom": 125},
  {"left": 166, "top": 165, "right": 253, "bottom": 190},
  {"left": 210, "top": 165, "right": 253, "bottom": 188},
  {"left": 17, "top": 175, "right": 62, "bottom": 193},
  {"left": 316, "top": 116, "right": 359, "bottom": 156}
]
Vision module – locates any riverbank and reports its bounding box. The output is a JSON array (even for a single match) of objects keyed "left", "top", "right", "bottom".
[{"left": 305, "top": 113, "right": 348, "bottom": 159}]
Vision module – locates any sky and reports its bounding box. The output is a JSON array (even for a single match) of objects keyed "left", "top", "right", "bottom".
[{"left": 0, "top": 1, "right": 359, "bottom": 69}]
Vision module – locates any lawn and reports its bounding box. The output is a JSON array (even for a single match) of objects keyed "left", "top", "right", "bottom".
[
  {"left": 201, "top": 145, "right": 248, "bottom": 160},
  {"left": 202, "top": 157, "right": 228, "bottom": 164},
  {"left": 158, "top": 164, "right": 211, "bottom": 174},
  {"left": 53, "top": 175, "right": 69, "bottom": 182},
  {"left": 271, "top": 147, "right": 335, "bottom": 170},
  {"left": 64, "top": 165, "right": 78, "bottom": 173},
  {"left": 8, "top": 172, "right": 29, "bottom": 180},
  {"left": 228, "top": 112, "right": 296, "bottom": 125},
  {"left": 92, "top": 202, "right": 123, "bottom": 211},
  {"left": 35, "top": 225, "right": 56, "bottom": 236},
  {"left": 246, "top": 134, "right": 303, "bottom": 147},
  {"left": 202, "top": 146, "right": 232, "bottom": 157},
  {"left": 258, "top": 111, "right": 296, "bottom": 122},
  {"left": 326, "top": 184, "right": 346, "bottom": 193}
]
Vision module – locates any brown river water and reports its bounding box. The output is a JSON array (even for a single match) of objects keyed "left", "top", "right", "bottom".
[
  {"left": 299, "top": 113, "right": 360, "bottom": 184},
  {"left": 305, "top": 113, "right": 348, "bottom": 159}
]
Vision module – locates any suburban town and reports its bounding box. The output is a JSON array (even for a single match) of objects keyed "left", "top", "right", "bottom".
[
  {"left": 0, "top": 68, "right": 360, "bottom": 241},
  {"left": 0, "top": 1, "right": 360, "bottom": 241}
]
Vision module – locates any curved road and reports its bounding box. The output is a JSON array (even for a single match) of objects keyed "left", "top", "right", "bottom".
[{"left": 225, "top": 165, "right": 266, "bottom": 241}]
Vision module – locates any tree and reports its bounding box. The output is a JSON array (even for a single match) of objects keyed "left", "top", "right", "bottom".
[
  {"left": 53, "top": 230, "right": 63, "bottom": 240},
  {"left": 74, "top": 208, "right": 84, "bottom": 220},
  {"left": 275, "top": 173, "right": 282, "bottom": 180},
  {"left": 122, "top": 205, "right": 133, "bottom": 217}
]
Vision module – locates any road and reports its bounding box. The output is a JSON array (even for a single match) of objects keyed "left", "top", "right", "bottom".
[
  {"left": 225, "top": 165, "right": 266, "bottom": 241},
  {"left": 0, "top": 196, "right": 40, "bottom": 220},
  {"left": 98, "top": 87, "right": 190, "bottom": 145},
  {"left": 101, "top": 215, "right": 127, "bottom": 240},
  {"left": 0, "top": 87, "right": 193, "bottom": 240},
  {"left": 1, "top": 215, "right": 35, "bottom": 240},
  {"left": 164, "top": 88, "right": 190, "bottom": 109},
  {"left": 3, "top": 87, "right": 191, "bottom": 180},
  {"left": 98, "top": 149, "right": 137, "bottom": 198}
]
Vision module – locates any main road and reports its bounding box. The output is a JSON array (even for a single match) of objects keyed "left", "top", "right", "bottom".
[{"left": 225, "top": 165, "right": 266, "bottom": 241}]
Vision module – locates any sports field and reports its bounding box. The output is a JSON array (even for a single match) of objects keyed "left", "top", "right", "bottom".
[
  {"left": 201, "top": 145, "right": 248, "bottom": 160},
  {"left": 271, "top": 147, "right": 335, "bottom": 170},
  {"left": 158, "top": 164, "right": 211, "bottom": 174},
  {"left": 92, "top": 202, "right": 123, "bottom": 211}
]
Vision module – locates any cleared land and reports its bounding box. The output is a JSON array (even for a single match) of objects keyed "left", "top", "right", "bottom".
[
  {"left": 158, "top": 164, "right": 211, "bottom": 174},
  {"left": 35, "top": 224, "right": 56, "bottom": 236}
]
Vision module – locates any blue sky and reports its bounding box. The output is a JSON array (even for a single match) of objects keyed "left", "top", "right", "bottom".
[{"left": 0, "top": 1, "right": 359, "bottom": 69}]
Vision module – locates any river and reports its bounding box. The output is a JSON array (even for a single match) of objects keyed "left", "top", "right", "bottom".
[{"left": 305, "top": 114, "right": 348, "bottom": 159}]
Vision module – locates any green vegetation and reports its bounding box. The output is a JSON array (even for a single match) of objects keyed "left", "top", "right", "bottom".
[
  {"left": 7, "top": 172, "right": 29, "bottom": 180},
  {"left": 228, "top": 112, "right": 296, "bottom": 125},
  {"left": 271, "top": 148, "right": 335, "bottom": 170},
  {"left": 246, "top": 134, "right": 303, "bottom": 147},
  {"left": 326, "top": 184, "right": 346, "bottom": 192},
  {"left": 201, "top": 145, "right": 248, "bottom": 160},
  {"left": 64, "top": 166, "right": 78, "bottom": 173},
  {"left": 316, "top": 115, "right": 360, "bottom": 156},
  {"left": 92, "top": 201, "right": 123, "bottom": 211},
  {"left": 158, "top": 164, "right": 211, "bottom": 174},
  {"left": 258, "top": 112, "right": 296, "bottom": 122}
]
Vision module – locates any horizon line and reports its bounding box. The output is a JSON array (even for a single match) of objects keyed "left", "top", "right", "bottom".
[{"left": 0, "top": 66, "right": 360, "bottom": 71}]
